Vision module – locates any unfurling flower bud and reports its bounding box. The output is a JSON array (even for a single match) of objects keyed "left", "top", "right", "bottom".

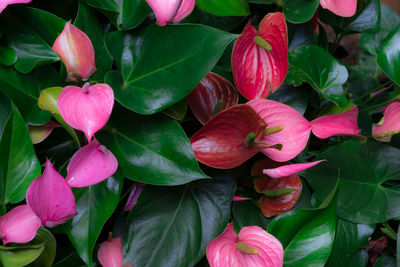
[
  {"left": 98, "top": 234, "right": 132, "bottom": 267},
  {"left": 0, "top": 205, "right": 41, "bottom": 245},
  {"left": 26, "top": 159, "right": 77, "bottom": 228},
  {"left": 124, "top": 182, "right": 145, "bottom": 211},
  {"left": 145, "top": 0, "right": 195, "bottom": 26},
  {"left": 52, "top": 21, "right": 96, "bottom": 82}
]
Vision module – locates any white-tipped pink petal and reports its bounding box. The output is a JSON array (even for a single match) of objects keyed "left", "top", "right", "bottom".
[
  {"left": 248, "top": 99, "right": 312, "bottom": 162},
  {"left": 66, "top": 140, "right": 118, "bottom": 187},
  {"left": 263, "top": 160, "right": 324, "bottom": 179},
  {"left": 98, "top": 235, "right": 124, "bottom": 267},
  {"left": 124, "top": 183, "right": 145, "bottom": 211},
  {"left": 146, "top": 0, "right": 194, "bottom": 26},
  {"left": 311, "top": 106, "right": 360, "bottom": 139},
  {"left": 172, "top": 0, "right": 195, "bottom": 23},
  {"left": 320, "top": 0, "right": 357, "bottom": 17},
  {"left": 0, "top": 205, "right": 41, "bottom": 245},
  {"left": 206, "top": 223, "right": 283, "bottom": 267},
  {"left": 26, "top": 159, "right": 77, "bottom": 228},
  {"left": 52, "top": 21, "right": 96, "bottom": 82},
  {"left": 58, "top": 83, "right": 114, "bottom": 143},
  {"left": 232, "top": 196, "right": 249, "bottom": 201},
  {"left": 372, "top": 100, "right": 400, "bottom": 142},
  {"left": 0, "top": 0, "right": 31, "bottom": 14}
]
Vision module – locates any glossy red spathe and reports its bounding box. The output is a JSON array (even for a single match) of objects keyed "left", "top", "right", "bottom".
[
  {"left": 320, "top": 0, "right": 357, "bottom": 17},
  {"left": 145, "top": 0, "right": 195, "bottom": 26},
  {"left": 372, "top": 100, "right": 400, "bottom": 142}
]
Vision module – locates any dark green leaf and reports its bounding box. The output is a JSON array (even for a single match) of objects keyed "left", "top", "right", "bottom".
[
  {"left": 28, "top": 229, "right": 57, "bottom": 267},
  {"left": 0, "top": 244, "right": 44, "bottom": 267},
  {"left": 377, "top": 24, "right": 400, "bottom": 86},
  {"left": 124, "top": 171, "right": 235, "bottom": 267},
  {"left": 0, "top": 47, "right": 17, "bottom": 66},
  {"left": 281, "top": 0, "right": 319, "bottom": 24},
  {"left": 269, "top": 83, "right": 310, "bottom": 115},
  {"left": 196, "top": 0, "right": 250, "bottom": 16},
  {"left": 53, "top": 252, "right": 86, "bottom": 267},
  {"left": 374, "top": 256, "right": 396, "bottom": 267},
  {"left": 163, "top": 99, "right": 188, "bottom": 121},
  {"left": 232, "top": 200, "right": 271, "bottom": 230}
]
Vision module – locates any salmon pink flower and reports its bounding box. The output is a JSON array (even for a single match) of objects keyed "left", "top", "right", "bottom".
[
  {"left": 263, "top": 160, "right": 324, "bottom": 179},
  {"left": 0, "top": 205, "right": 41, "bottom": 245},
  {"left": 372, "top": 100, "right": 400, "bottom": 142},
  {"left": 52, "top": 21, "right": 96, "bottom": 82},
  {"left": 0, "top": 0, "right": 31, "bottom": 14},
  {"left": 98, "top": 234, "right": 132, "bottom": 267},
  {"left": 320, "top": 0, "right": 357, "bottom": 17},
  {"left": 206, "top": 223, "right": 283, "bottom": 267},
  {"left": 145, "top": 0, "right": 195, "bottom": 26}
]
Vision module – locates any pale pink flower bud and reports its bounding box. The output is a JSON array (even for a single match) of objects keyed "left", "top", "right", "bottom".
[
  {"left": 0, "top": 0, "right": 31, "bottom": 14},
  {"left": 66, "top": 139, "right": 118, "bottom": 187},
  {"left": 26, "top": 159, "right": 77, "bottom": 228},
  {"left": 98, "top": 234, "right": 132, "bottom": 267},
  {"left": 0, "top": 205, "right": 41, "bottom": 245},
  {"left": 124, "top": 182, "right": 145, "bottom": 211},
  {"left": 52, "top": 21, "right": 96, "bottom": 82},
  {"left": 145, "top": 0, "right": 195, "bottom": 26},
  {"left": 263, "top": 160, "right": 324, "bottom": 179},
  {"left": 58, "top": 83, "right": 114, "bottom": 143},
  {"left": 320, "top": 0, "right": 357, "bottom": 17}
]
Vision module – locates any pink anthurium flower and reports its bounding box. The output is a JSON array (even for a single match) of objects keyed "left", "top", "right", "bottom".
[
  {"left": 124, "top": 182, "right": 145, "bottom": 211},
  {"left": 145, "top": 0, "right": 195, "bottom": 26},
  {"left": 372, "top": 100, "right": 400, "bottom": 142},
  {"left": 66, "top": 139, "right": 118, "bottom": 187},
  {"left": 58, "top": 83, "right": 114, "bottom": 143},
  {"left": 98, "top": 234, "right": 132, "bottom": 267},
  {"left": 263, "top": 160, "right": 324, "bottom": 179},
  {"left": 232, "top": 12, "right": 288, "bottom": 100},
  {"left": 187, "top": 72, "right": 239, "bottom": 125},
  {"left": 232, "top": 196, "right": 250, "bottom": 201},
  {"left": 0, "top": 0, "right": 31, "bottom": 14},
  {"left": 0, "top": 205, "right": 41, "bottom": 245},
  {"left": 320, "top": 0, "right": 357, "bottom": 17},
  {"left": 26, "top": 159, "right": 77, "bottom": 228},
  {"left": 52, "top": 21, "right": 96, "bottom": 82},
  {"left": 206, "top": 223, "right": 283, "bottom": 267}
]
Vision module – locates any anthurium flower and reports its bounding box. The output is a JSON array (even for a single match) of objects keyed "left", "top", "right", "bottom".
[
  {"left": 145, "top": 0, "right": 195, "bottom": 26},
  {"left": 26, "top": 159, "right": 77, "bottom": 228},
  {"left": 320, "top": 0, "right": 357, "bottom": 17},
  {"left": 29, "top": 120, "right": 60, "bottom": 144},
  {"left": 98, "top": 234, "right": 132, "bottom": 267},
  {"left": 124, "top": 182, "right": 145, "bottom": 211},
  {"left": 372, "top": 100, "right": 400, "bottom": 142},
  {"left": 206, "top": 223, "right": 283, "bottom": 267},
  {"left": 191, "top": 104, "right": 281, "bottom": 169},
  {"left": 263, "top": 160, "right": 324, "bottom": 179},
  {"left": 52, "top": 21, "right": 96, "bottom": 82},
  {"left": 232, "top": 196, "right": 249, "bottom": 201},
  {"left": 187, "top": 72, "right": 239, "bottom": 124},
  {"left": 0, "top": 205, "right": 41, "bottom": 245},
  {"left": 252, "top": 159, "right": 302, "bottom": 217},
  {"left": 232, "top": 12, "right": 288, "bottom": 100},
  {"left": 0, "top": 0, "right": 31, "bottom": 14},
  {"left": 58, "top": 83, "right": 114, "bottom": 143},
  {"left": 66, "top": 139, "right": 118, "bottom": 187}
]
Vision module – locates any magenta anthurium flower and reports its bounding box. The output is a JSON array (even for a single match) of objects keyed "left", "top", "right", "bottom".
[
  {"left": 58, "top": 83, "right": 114, "bottom": 143},
  {"left": 66, "top": 139, "right": 118, "bottom": 187},
  {"left": 232, "top": 196, "right": 249, "bottom": 201},
  {"left": 52, "top": 21, "right": 96, "bottom": 82},
  {"left": 26, "top": 159, "right": 77, "bottom": 228},
  {"left": 0, "top": 205, "right": 41, "bottom": 245},
  {"left": 124, "top": 182, "right": 145, "bottom": 211},
  {"left": 207, "top": 223, "right": 283, "bottom": 267},
  {"left": 145, "top": 0, "right": 195, "bottom": 26},
  {"left": 0, "top": 0, "right": 31, "bottom": 13},
  {"left": 320, "top": 0, "right": 357, "bottom": 17},
  {"left": 232, "top": 12, "right": 288, "bottom": 100},
  {"left": 372, "top": 100, "right": 400, "bottom": 142},
  {"left": 98, "top": 234, "right": 132, "bottom": 267},
  {"left": 263, "top": 160, "right": 324, "bottom": 179}
]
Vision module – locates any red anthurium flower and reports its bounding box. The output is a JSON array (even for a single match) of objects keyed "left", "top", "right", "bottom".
[
  {"left": 263, "top": 160, "right": 324, "bottom": 179},
  {"left": 372, "top": 100, "right": 400, "bottom": 142},
  {"left": 66, "top": 139, "right": 118, "bottom": 187},
  {"left": 320, "top": 0, "right": 357, "bottom": 17},
  {"left": 58, "top": 83, "right": 114, "bottom": 143},
  {"left": 187, "top": 72, "right": 239, "bottom": 124},
  {"left": 0, "top": 0, "right": 31, "bottom": 13},
  {"left": 252, "top": 159, "right": 302, "bottom": 217},
  {"left": 191, "top": 104, "right": 281, "bottom": 169},
  {"left": 232, "top": 12, "right": 288, "bottom": 100},
  {"left": 0, "top": 205, "right": 41, "bottom": 245},
  {"left": 207, "top": 223, "right": 283, "bottom": 267},
  {"left": 26, "top": 159, "right": 77, "bottom": 228},
  {"left": 52, "top": 21, "right": 96, "bottom": 82},
  {"left": 98, "top": 233, "right": 132, "bottom": 267},
  {"left": 124, "top": 182, "right": 145, "bottom": 211},
  {"left": 145, "top": 0, "right": 195, "bottom": 26}
]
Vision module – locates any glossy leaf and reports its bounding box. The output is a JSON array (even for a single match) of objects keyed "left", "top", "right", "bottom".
[
  {"left": 123, "top": 171, "right": 235, "bottom": 267},
  {"left": 377, "top": 24, "right": 400, "bottom": 87},
  {"left": 64, "top": 175, "right": 123, "bottom": 265},
  {"left": 28, "top": 229, "right": 57, "bottom": 267},
  {"left": 0, "top": 46, "right": 17, "bottom": 66},
  {"left": 196, "top": 0, "right": 250, "bottom": 16},
  {"left": 281, "top": 0, "right": 319, "bottom": 24},
  {"left": 0, "top": 244, "right": 44, "bottom": 267},
  {"left": 104, "top": 24, "right": 235, "bottom": 114},
  {"left": 232, "top": 200, "right": 271, "bottom": 230}
]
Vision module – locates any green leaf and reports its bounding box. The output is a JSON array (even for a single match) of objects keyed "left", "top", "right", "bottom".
[
  {"left": 28, "top": 229, "right": 57, "bottom": 267},
  {"left": 0, "top": 47, "right": 17, "bottom": 66},
  {"left": 64, "top": 175, "right": 123, "bottom": 265},
  {"left": 163, "top": 99, "right": 188, "bottom": 121},
  {"left": 124, "top": 171, "right": 235, "bottom": 267},
  {"left": 305, "top": 140, "right": 400, "bottom": 224},
  {"left": 196, "top": 0, "right": 250, "bottom": 16},
  {"left": 98, "top": 107, "right": 208, "bottom": 185},
  {"left": 0, "top": 244, "right": 44, "bottom": 267},
  {"left": 104, "top": 25, "right": 236, "bottom": 114},
  {"left": 232, "top": 200, "right": 271, "bottom": 230},
  {"left": 374, "top": 256, "right": 396, "bottom": 267},
  {"left": 269, "top": 83, "right": 310, "bottom": 115},
  {"left": 281, "top": 0, "right": 319, "bottom": 24},
  {"left": 286, "top": 45, "right": 348, "bottom": 106},
  {"left": 377, "top": 24, "right": 400, "bottom": 87},
  {"left": 0, "top": 100, "right": 41, "bottom": 207},
  {"left": 397, "top": 224, "right": 400, "bottom": 267}
]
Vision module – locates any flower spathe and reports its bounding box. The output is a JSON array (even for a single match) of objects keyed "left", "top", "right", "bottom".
[
  {"left": 26, "top": 159, "right": 77, "bottom": 228},
  {"left": 206, "top": 223, "right": 283, "bottom": 267},
  {"left": 52, "top": 21, "right": 96, "bottom": 82},
  {"left": 263, "top": 160, "right": 324, "bottom": 179},
  {"left": 124, "top": 182, "right": 145, "bottom": 211},
  {"left": 372, "top": 100, "right": 400, "bottom": 142},
  {"left": 58, "top": 83, "right": 114, "bottom": 143},
  {"left": 98, "top": 234, "right": 132, "bottom": 267},
  {"left": 145, "top": 0, "right": 195, "bottom": 26},
  {"left": 0, "top": 205, "right": 41, "bottom": 245},
  {"left": 0, "top": 0, "right": 31, "bottom": 14},
  {"left": 320, "top": 0, "right": 357, "bottom": 17}
]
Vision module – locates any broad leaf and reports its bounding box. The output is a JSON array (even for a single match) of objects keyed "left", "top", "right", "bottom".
[
  {"left": 0, "top": 47, "right": 17, "bottom": 67},
  {"left": 281, "top": 0, "right": 319, "bottom": 24},
  {"left": 28, "top": 229, "right": 57, "bottom": 267},
  {"left": 124, "top": 171, "right": 235, "bottom": 267},
  {"left": 232, "top": 200, "right": 271, "bottom": 230},
  {"left": 377, "top": 24, "right": 400, "bottom": 87},
  {"left": 196, "top": 0, "right": 250, "bottom": 16},
  {"left": 0, "top": 244, "right": 44, "bottom": 267}
]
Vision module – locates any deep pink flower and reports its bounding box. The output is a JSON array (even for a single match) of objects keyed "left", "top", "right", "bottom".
[
  {"left": 66, "top": 139, "right": 118, "bottom": 187},
  {"left": 320, "top": 0, "right": 357, "bottom": 17},
  {"left": 372, "top": 100, "right": 400, "bottom": 142},
  {"left": 98, "top": 234, "right": 132, "bottom": 267},
  {"left": 26, "top": 159, "right": 77, "bottom": 228},
  {"left": 52, "top": 21, "right": 96, "bottom": 82},
  {"left": 232, "top": 196, "right": 249, "bottom": 201},
  {"left": 232, "top": 13, "right": 288, "bottom": 100},
  {"left": 0, "top": 0, "right": 31, "bottom": 14},
  {"left": 145, "top": 0, "right": 195, "bottom": 26},
  {"left": 0, "top": 205, "right": 41, "bottom": 245},
  {"left": 124, "top": 182, "right": 145, "bottom": 211},
  {"left": 207, "top": 223, "right": 283, "bottom": 267},
  {"left": 263, "top": 160, "right": 324, "bottom": 179},
  {"left": 58, "top": 83, "right": 114, "bottom": 143}
]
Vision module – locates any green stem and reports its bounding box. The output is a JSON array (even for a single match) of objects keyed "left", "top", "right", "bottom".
[
  {"left": 359, "top": 98, "right": 397, "bottom": 113},
  {"left": 355, "top": 81, "right": 392, "bottom": 104},
  {"left": 329, "top": 33, "right": 343, "bottom": 54}
]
